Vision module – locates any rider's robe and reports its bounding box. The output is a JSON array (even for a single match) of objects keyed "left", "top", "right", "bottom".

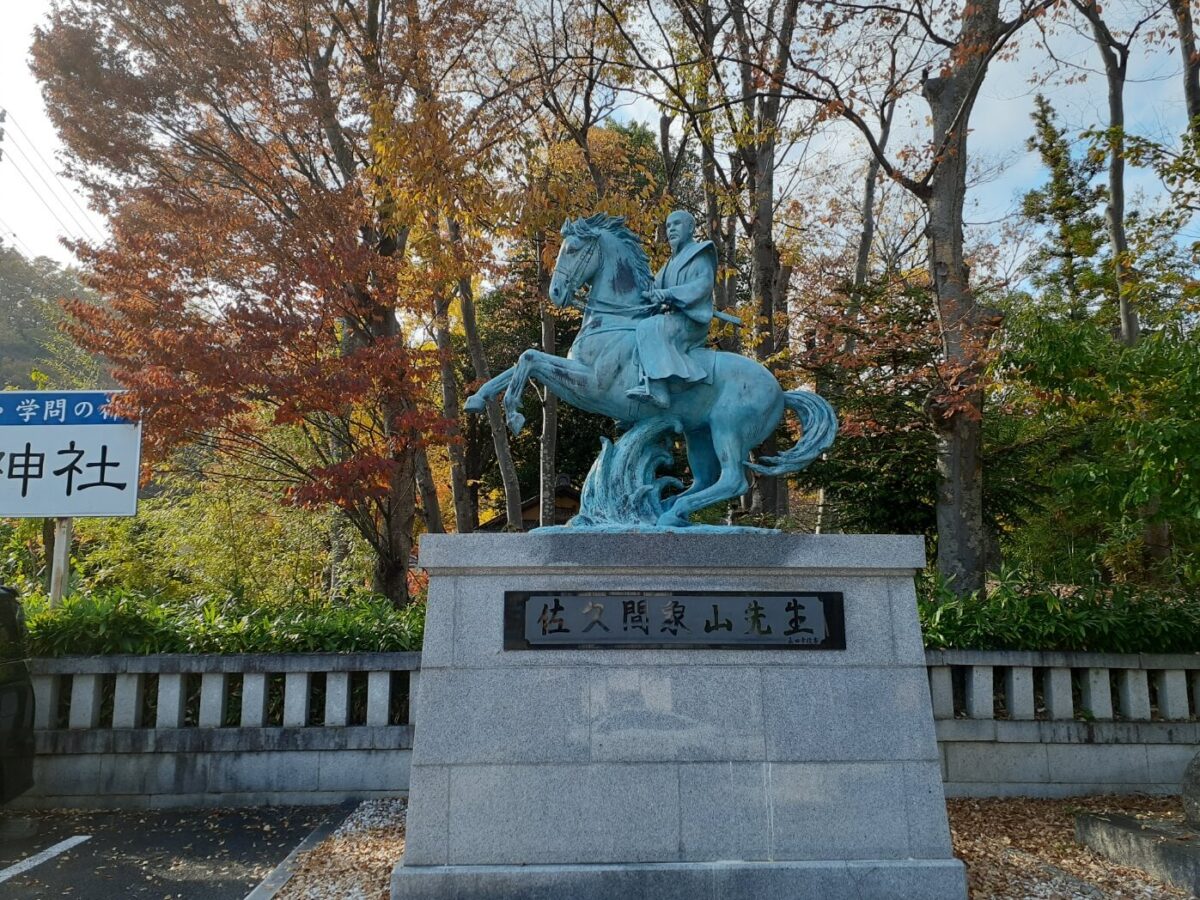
[{"left": 635, "top": 239, "right": 717, "bottom": 384}]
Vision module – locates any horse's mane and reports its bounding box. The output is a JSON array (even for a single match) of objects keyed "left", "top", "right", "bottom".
[{"left": 561, "top": 213, "right": 652, "bottom": 292}]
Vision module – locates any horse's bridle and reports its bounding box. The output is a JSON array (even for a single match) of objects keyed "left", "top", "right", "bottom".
[{"left": 557, "top": 235, "right": 599, "bottom": 306}]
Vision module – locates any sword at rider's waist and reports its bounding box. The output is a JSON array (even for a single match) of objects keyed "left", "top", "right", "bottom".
[{"left": 713, "top": 310, "right": 742, "bottom": 327}]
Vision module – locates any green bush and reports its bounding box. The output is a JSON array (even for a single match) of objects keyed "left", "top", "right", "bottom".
[
  {"left": 918, "top": 568, "right": 1200, "bottom": 654},
  {"left": 22, "top": 589, "right": 425, "bottom": 656},
  {"left": 18, "top": 568, "right": 1200, "bottom": 657}
]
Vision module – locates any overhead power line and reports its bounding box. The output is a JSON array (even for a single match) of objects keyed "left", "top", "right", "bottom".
[
  {"left": 2, "top": 138, "right": 98, "bottom": 242},
  {"left": 1, "top": 149, "right": 86, "bottom": 244},
  {"left": 0, "top": 109, "right": 102, "bottom": 242},
  {"left": 0, "top": 212, "right": 36, "bottom": 257},
  {"left": 1, "top": 107, "right": 104, "bottom": 239}
]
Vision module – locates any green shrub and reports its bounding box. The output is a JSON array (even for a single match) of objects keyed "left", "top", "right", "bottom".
[
  {"left": 918, "top": 567, "right": 1200, "bottom": 654},
  {"left": 23, "top": 589, "right": 425, "bottom": 657},
  {"left": 19, "top": 568, "right": 1200, "bottom": 657}
]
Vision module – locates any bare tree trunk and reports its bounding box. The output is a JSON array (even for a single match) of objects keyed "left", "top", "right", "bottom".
[
  {"left": 748, "top": 137, "right": 785, "bottom": 517},
  {"left": 313, "top": 11, "right": 419, "bottom": 604},
  {"left": 817, "top": 107, "right": 893, "bottom": 535},
  {"left": 1076, "top": 2, "right": 1169, "bottom": 562},
  {"left": 432, "top": 290, "right": 474, "bottom": 531},
  {"left": 330, "top": 264, "right": 417, "bottom": 604},
  {"left": 1170, "top": 0, "right": 1200, "bottom": 143},
  {"left": 413, "top": 444, "right": 445, "bottom": 534},
  {"left": 41, "top": 517, "right": 55, "bottom": 592},
  {"left": 919, "top": 0, "right": 1004, "bottom": 597},
  {"left": 702, "top": 147, "right": 740, "bottom": 353},
  {"left": 374, "top": 442, "right": 416, "bottom": 604},
  {"left": 735, "top": 0, "right": 798, "bottom": 520},
  {"left": 851, "top": 101, "right": 894, "bottom": 305},
  {"left": 689, "top": 0, "right": 738, "bottom": 355},
  {"left": 464, "top": 415, "right": 484, "bottom": 530},
  {"left": 537, "top": 237, "right": 558, "bottom": 528},
  {"left": 363, "top": 310, "right": 417, "bottom": 605},
  {"left": 772, "top": 257, "right": 793, "bottom": 520},
  {"left": 327, "top": 506, "right": 348, "bottom": 599},
  {"left": 449, "top": 221, "right": 524, "bottom": 530},
  {"left": 721, "top": 211, "right": 740, "bottom": 350},
  {"left": 539, "top": 315, "right": 559, "bottom": 529},
  {"left": 1076, "top": 4, "right": 1138, "bottom": 345}
]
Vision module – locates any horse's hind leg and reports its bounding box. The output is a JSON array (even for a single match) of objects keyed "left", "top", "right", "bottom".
[
  {"left": 664, "top": 428, "right": 719, "bottom": 512},
  {"left": 657, "top": 424, "right": 749, "bottom": 527}
]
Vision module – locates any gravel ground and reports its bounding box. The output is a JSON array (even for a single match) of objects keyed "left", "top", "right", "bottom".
[
  {"left": 276, "top": 799, "right": 406, "bottom": 900},
  {"left": 277, "top": 795, "right": 1194, "bottom": 899}
]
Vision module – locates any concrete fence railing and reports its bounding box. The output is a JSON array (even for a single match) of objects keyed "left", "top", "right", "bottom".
[
  {"left": 21, "top": 652, "right": 420, "bottom": 808},
  {"left": 14, "top": 649, "right": 1199, "bottom": 807},
  {"left": 925, "top": 649, "right": 1200, "bottom": 797}
]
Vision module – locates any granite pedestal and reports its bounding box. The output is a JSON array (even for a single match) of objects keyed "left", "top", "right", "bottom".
[{"left": 392, "top": 533, "right": 967, "bottom": 900}]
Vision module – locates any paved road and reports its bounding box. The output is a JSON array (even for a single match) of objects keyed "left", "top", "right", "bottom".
[{"left": 0, "top": 805, "right": 332, "bottom": 899}]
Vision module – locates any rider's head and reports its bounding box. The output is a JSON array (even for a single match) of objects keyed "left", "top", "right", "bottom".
[{"left": 665, "top": 210, "right": 696, "bottom": 254}]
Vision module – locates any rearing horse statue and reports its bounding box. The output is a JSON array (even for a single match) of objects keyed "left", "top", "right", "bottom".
[{"left": 465, "top": 213, "right": 836, "bottom": 528}]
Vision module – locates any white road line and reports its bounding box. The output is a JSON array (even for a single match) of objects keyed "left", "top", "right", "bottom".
[{"left": 0, "top": 835, "right": 92, "bottom": 884}]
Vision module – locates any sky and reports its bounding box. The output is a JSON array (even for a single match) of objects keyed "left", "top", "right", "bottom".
[
  {"left": 0, "top": 1, "right": 1191, "bottom": 269},
  {"left": 967, "top": 17, "right": 1186, "bottom": 238},
  {"left": 0, "top": 1, "right": 108, "bottom": 265}
]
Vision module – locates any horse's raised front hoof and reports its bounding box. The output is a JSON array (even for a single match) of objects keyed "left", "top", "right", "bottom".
[
  {"left": 506, "top": 411, "right": 526, "bottom": 434},
  {"left": 464, "top": 393, "right": 486, "bottom": 413},
  {"left": 656, "top": 510, "right": 690, "bottom": 528}
]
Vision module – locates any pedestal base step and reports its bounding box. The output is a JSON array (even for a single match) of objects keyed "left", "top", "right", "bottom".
[{"left": 392, "top": 857, "right": 968, "bottom": 900}]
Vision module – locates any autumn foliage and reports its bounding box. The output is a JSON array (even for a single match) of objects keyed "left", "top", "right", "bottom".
[
  {"left": 23, "top": 0, "right": 1200, "bottom": 608},
  {"left": 32, "top": 0, "right": 519, "bottom": 602}
]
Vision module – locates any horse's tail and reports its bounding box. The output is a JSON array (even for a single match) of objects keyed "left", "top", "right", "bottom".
[{"left": 746, "top": 389, "right": 837, "bottom": 476}]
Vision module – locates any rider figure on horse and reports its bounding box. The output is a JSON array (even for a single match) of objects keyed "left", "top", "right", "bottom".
[{"left": 626, "top": 209, "right": 718, "bottom": 409}]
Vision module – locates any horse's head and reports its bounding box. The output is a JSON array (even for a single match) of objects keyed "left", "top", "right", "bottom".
[{"left": 548, "top": 217, "right": 605, "bottom": 308}]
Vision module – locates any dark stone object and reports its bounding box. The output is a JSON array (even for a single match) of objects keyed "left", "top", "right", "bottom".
[
  {"left": 0, "top": 583, "right": 35, "bottom": 805},
  {"left": 1075, "top": 812, "right": 1200, "bottom": 895},
  {"left": 503, "top": 590, "right": 847, "bottom": 650},
  {"left": 1184, "top": 749, "right": 1200, "bottom": 828}
]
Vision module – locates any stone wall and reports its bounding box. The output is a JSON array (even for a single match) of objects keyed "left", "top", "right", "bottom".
[
  {"left": 14, "top": 648, "right": 1199, "bottom": 807},
  {"left": 929, "top": 649, "right": 1200, "bottom": 797},
  {"left": 17, "top": 652, "right": 419, "bottom": 807}
]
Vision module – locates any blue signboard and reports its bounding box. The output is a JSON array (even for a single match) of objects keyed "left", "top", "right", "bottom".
[
  {"left": 0, "top": 391, "right": 134, "bottom": 427},
  {"left": 0, "top": 391, "right": 141, "bottom": 518}
]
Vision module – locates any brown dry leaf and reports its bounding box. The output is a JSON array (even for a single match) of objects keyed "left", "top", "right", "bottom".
[
  {"left": 278, "top": 830, "right": 405, "bottom": 900},
  {"left": 279, "top": 796, "right": 1194, "bottom": 899},
  {"left": 949, "top": 795, "right": 1192, "bottom": 899}
]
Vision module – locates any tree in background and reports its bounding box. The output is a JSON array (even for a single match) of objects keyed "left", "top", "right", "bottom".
[
  {"left": 32, "top": 0, "right": 523, "bottom": 603},
  {"left": 786, "top": 0, "right": 1056, "bottom": 597},
  {"left": 474, "top": 120, "right": 681, "bottom": 516},
  {"left": 602, "top": 0, "right": 812, "bottom": 517},
  {"left": 793, "top": 274, "right": 943, "bottom": 539},
  {"left": 0, "top": 246, "right": 96, "bottom": 388},
  {"left": 993, "top": 96, "right": 1200, "bottom": 585},
  {"left": 1020, "top": 96, "right": 1111, "bottom": 319},
  {"left": 18, "top": 0, "right": 1200, "bottom": 618}
]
